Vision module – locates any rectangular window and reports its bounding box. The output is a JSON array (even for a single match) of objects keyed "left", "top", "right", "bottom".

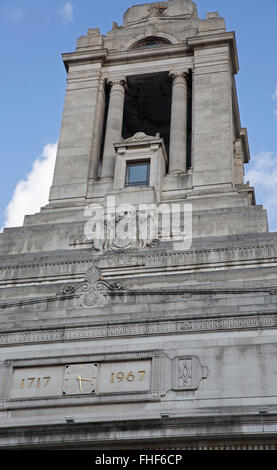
[{"left": 125, "top": 161, "right": 150, "bottom": 187}]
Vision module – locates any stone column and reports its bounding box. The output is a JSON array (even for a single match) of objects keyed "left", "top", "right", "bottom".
[
  {"left": 101, "top": 78, "right": 126, "bottom": 180},
  {"left": 169, "top": 71, "right": 188, "bottom": 174}
]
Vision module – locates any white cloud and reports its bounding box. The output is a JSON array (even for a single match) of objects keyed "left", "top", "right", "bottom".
[
  {"left": 2, "top": 142, "right": 57, "bottom": 230},
  {"left": 58, "top": 1, "right": 74, "bottom": 23},
  {"left": 245, "top": 151, "right": 277, "bottom": 232}
]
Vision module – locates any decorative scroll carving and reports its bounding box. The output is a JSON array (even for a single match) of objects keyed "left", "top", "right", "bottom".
[
  {"left": 56, "top": 266, "right": 126, "bottom": 307},
  {"left": 123, "top": 132, "right": 159, "bottom": 142}
]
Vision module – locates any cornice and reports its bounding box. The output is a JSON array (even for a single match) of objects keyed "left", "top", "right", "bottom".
[
  {"left": 62, "top": 49, "right": 108, "bottom": 72},
  {"left": 1, "top": 281, "right": 277, "bottom": 311},
  {"left": 62, "top": 32, "right": 239, "bottom": 73},
  {"left": 241, "top": 128, "right": 250, "bottom": 164},
  {"left": 62, "top": 43, "right": 192, "bottom": 71},
  {"left": 0, "top": 413, "right": 277, "bottom": 450},
  {"left": 187, "top": 31, "right": 239, "bottom": 74}
]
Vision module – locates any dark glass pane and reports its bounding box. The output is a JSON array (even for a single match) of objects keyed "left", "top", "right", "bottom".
[{"left": 126, "top": 162, "right": 150, "bottom": 187}]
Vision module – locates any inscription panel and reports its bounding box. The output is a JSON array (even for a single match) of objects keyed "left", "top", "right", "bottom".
[
  {"left": 8, "top": 359, "right": 154, "bottom": 400},
  {"left": 98, "top": 360, "right": 151, "bottom": 394},
  {"left": 1, "top": 350, "right": 210, "bottom": 410},
  {"left": 10, "top": 366, "right": 64, "bottom": 399}
]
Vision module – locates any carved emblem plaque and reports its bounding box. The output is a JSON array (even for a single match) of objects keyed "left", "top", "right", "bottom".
[{"left": 172, "top": 356, "right": 208, "bottom": 391}]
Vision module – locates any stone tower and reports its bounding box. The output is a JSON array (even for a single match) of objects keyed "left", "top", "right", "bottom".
[{"left": 1, "top": 0, "right": 277, "bottom": 450}]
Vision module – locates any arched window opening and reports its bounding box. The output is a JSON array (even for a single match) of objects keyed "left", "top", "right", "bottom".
[{"left": 131, "top": 37, "right": 171, "bottom": 50}]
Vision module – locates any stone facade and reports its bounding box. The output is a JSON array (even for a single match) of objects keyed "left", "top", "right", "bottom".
[{"left": 0, "top": 0, "right": 277, "bottom": 449}]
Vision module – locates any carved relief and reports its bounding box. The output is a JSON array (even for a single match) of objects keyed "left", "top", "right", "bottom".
[
  {"left": 89, "top": 211, "right": 160, "bottom": 253},
  {"left": 178, "top": 359, "right": 192, "bottom": 387},
  {"left": 123, "top": 131, "right": 159, "bottom": 142},
  {"left": 56, "top": 266, "right": 126, "bottom": 307},
  {"left": 173, "top": 356, "right": 208, "bottom": 391},
  {"left": 105, "top": 252, "right": 137, "bottom": 266},
  {"left": 148, "top": 6, "right": 168, "bottom": 17}
]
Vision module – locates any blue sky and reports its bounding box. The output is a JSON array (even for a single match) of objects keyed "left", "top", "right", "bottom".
[{"left": 0, "top": 0, "right": 277, "bottom": 230}]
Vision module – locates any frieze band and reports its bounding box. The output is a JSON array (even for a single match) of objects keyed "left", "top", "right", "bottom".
[
  {"left": 0, "top": 243, "right": 276, "bottom": 283},
  {"left": 0, "top": 313, "right": 276, "bottom": 347}
]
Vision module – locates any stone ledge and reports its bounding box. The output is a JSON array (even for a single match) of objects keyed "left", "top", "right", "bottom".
[{"left": 0, "top": 413, "right": 277, "bottom": 449}]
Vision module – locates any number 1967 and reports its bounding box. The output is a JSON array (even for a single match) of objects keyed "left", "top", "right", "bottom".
[{"left": 110, "top": 370, "right": 145, "bottom": 383}]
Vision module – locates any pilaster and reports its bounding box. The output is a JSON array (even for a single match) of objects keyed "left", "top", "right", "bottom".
[
  {"left": 49, "top": 63, "right": 104, "bottom": 202},
  {"left": 188, "top": 35, "right": 237, "bottom": 190}
]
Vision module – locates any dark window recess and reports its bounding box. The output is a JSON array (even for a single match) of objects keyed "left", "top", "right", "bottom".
[
  {"left": 98, "top": 81, "right": 110, "bottom": 178},
  {"left": 186, "top": 69, "right": 193, "bottom": 170},
  {"left": 125, "top": 161, "right": 150, "bottom": 187},
  {"left": 131, "top": 37, "right": 170, "bottom": 50},
  {"left": 123, "top": 72, "right": 172, "bottom": 157}
]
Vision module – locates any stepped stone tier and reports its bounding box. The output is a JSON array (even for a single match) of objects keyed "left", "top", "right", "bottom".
[{"left": 1, "top": 0, "right": 277, "bottom": 450}]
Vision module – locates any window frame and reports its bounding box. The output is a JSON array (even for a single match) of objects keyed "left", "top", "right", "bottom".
[{"left": 125, "top": 160, "right": 150, "bottom": 188}]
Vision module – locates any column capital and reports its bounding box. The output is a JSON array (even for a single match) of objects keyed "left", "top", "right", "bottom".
[
  {"left": 169, "top": 70, "right": 189, "bottom": 83},
  {"left": 107, "top": 78, "right": 127, "bottom": 90}
]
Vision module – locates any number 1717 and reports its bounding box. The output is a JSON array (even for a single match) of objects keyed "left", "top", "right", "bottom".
[{"left": 20, "top": 377, "right": 51, "bottom": 389}]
